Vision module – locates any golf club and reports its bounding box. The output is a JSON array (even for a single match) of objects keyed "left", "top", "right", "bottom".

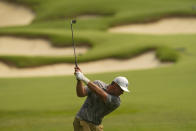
[{"left": 70, "top": 19, "right": 78, "bottom": 67}]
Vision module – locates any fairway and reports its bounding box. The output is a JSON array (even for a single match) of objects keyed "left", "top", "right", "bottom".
[
  {"left": 0, "top": 0, "right": 196, "bottom": 130},
  {"left": 1, "top": 64, "right": 196, "bottom": 131}
]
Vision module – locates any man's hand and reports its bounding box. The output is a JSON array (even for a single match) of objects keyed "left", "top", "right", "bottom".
[
  {"left": 74, "top": 66, "right": 82, "bottom": 73},
  {"left": 74, "top": 67, "right": 88, "bottom": 97},
  {"left": 74, "top": 66, "right": 107, "bottom": 102},
  {"left": 75, "top": 71, "right": 85, "bottom": 81},
  {"left": 74, "top": 66, "right": 82, "bottom": 80},
  {"left": 74, "top": 67, "right": 90, "bottom": 84}
]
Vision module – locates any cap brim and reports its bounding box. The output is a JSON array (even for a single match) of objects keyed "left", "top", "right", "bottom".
[{"left": 120, "top": 86, "right": 130, "bottom": 92}]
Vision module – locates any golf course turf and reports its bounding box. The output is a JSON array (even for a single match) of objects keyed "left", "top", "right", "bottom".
[{"left": 0, "top": 0, "right": 196, "bottom": 130}]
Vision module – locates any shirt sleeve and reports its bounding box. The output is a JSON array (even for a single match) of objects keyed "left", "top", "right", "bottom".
[
  {"left": 84, "top": 85, "right": 91, "bottom": 95},
  {"left": 84, "top": 80, "right": 100, "bottom": 95},
  {"left": 105, "top": 94, "right": 120, "bottom": 108}
]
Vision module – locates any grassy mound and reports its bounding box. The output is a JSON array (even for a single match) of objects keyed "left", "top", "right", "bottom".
[{"left": 0, "top": 0, "right": 196, "bottom": 67}]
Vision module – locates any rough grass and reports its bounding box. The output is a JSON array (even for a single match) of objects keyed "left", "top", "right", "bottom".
[
  {"left": 0, "top": 0, "right": 196, "bottom": 67},
  {"left": 156, "top": 46, "right": 179, "bottom": 62},
  {"left": 5, "top": 0, "right": 196, "bottom": 24},
  {"left": 1, "top": 28, "right": 196, "bottom": 67}
]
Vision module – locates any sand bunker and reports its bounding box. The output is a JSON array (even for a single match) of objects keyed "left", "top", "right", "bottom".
[
  {"left": 0, "top": 51, "right": 172, "bottom": 78},
  {"left": 0, "top": 36, "right": 88, "bottom": 56},
  {"left": 109, "top": 17, "right": 196, "bottom": 34},
  {"left": 0, "top": 1, "right": 35, "bottom": 27}
]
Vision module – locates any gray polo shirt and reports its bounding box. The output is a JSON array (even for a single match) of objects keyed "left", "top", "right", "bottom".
[{"left": 76, "top": 80, "right": 121, "bottom": 125}]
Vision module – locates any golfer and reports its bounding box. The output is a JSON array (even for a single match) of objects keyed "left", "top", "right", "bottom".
[{"left": 73, "top": 67, "right": 130, "bottom": 131}]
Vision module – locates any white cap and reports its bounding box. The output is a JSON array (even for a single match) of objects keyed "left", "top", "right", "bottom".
[{"left": 113, "top": 76, "right": 129, "bottom": 92}]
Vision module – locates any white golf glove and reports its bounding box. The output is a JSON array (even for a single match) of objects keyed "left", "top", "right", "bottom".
[{"left": 75, "top": 71, "right": 90, "bottom": 84}]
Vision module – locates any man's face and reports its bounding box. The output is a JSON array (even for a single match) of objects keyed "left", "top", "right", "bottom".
[{"left": 112, "top": 82, "right": 124, "bottom": 96}]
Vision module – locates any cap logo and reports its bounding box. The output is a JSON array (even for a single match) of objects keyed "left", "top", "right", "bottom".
[{"left": 125, "top": 83, "right": 128, "bottom": 87}]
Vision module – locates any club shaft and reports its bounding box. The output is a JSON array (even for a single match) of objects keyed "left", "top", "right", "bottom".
[{"left": 71, "top": 23, "right": 78, "bottom": 67}]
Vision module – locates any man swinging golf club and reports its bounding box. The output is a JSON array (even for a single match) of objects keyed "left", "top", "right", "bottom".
[
  {"left": 71, "top": 20, "right": 130, "bottom": 131},
  {"left": 73, "top": 67, "right": 129, "bottom": 131}
]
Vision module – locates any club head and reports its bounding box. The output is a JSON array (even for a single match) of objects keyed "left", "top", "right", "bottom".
[{"left": 71, "top": 20, "right": 77, "bottom": 24}]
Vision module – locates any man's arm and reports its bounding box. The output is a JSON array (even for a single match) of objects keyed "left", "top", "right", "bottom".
[
  {"left": 87, "top": 82, "right": 108, "bottom": 102},
  {"left": 76, "top": 80, "right": 87, "bottom": 97},
  {"left": 74, "top": 67, "right": 108, "bottom": 102}
]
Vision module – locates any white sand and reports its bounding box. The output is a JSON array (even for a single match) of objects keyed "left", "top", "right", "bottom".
[
  {"left": 0, "top": 36, "right": 88, "bottom": 56},
  {"left": 108, "top": 17, "right": 196, "bottom": 34},
  {"left": 0, "top": 51, "right": 172, "bottom": 78},
  {"left": 0, "top": 1, "right": 35, "bottom": 27}
]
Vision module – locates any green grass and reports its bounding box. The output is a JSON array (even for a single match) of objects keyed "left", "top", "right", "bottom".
[
  {"left": 156, "top": 46, "right": 179, "bottom": 62},
  {"left": 0, "top": 57, "right": 196, "bottom": 130},
  {"left": 6, "top": 0, "right": 196, "bottom": 25},
  {"left": 0, "top": 0, "right": 196, "bottom": 130}
]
